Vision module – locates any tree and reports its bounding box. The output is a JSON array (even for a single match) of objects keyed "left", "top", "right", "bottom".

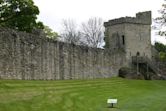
[
  {"left": 153, "top": 0, "right": 166, "bottom": 37},
  {"left": 44, "top": 25, "right": 59, "bottom": 40},
  {"left": 81, "top": 17, "right": 104, "bottom": 48},
  {"left": 155, "top": 42, "right": 166, "bottom": 61},
  {"left": 0, "top": 0, "right": 44, "bottom": 32},
  {"left": 60, "top": 18, "right": 105, "bottom": 48},
  {"left": 60, "top": 19, "right": 81, "bottom": 45},
  {"left": 155, "top": 42, "right": 166, "bottom": 52}
]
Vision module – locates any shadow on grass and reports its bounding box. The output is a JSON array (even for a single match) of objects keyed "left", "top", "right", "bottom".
[{"left": 105, "top": 106, "right": 121, "bottom": 111}]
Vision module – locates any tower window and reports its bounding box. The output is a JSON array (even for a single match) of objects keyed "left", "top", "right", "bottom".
[
  {"left": 122, "top": 35, "right": 125, "bottom": 45},
  {"left": 136, "top": 52, "right": 140, "bottom": 56}
]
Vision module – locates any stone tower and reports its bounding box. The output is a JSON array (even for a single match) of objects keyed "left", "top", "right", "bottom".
[{"left": 104, "top": 11, "right": 152, "bottom": 65}]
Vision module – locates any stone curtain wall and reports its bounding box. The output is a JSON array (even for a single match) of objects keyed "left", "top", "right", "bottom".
[{"left": 0, "top": 28, "right": 126, "bottom": 80}]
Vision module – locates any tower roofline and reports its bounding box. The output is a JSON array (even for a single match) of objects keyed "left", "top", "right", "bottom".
[{"left": 104, "top": 11, "right": 151, "bottom": 27}]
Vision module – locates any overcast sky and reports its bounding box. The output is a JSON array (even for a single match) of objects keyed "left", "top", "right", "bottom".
[{"left": 34, "top": 0, "right": 166, "bottom": 44}]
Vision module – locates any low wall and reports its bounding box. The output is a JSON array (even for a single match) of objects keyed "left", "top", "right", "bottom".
[{"left": 0, "top": 28, "right": 126, "bottom": 80}]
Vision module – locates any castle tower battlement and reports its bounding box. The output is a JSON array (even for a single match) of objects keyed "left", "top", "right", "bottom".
[
  {"left": 104, "top": 11, "right": 151, "bottom": 26},
  {"left": 104, "top": 11, "right": 152, "bottom": 66}
]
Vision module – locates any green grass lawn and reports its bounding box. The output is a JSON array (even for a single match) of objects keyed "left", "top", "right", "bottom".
[{"left": 0, "top": 78, "right": 166, "bottom": 111}]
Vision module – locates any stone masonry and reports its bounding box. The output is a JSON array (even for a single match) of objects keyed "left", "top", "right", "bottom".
[
  {"left": 0, "top": 28, "right": 126, "bottom": 80},
  {"left": 0, "top": 11, "right": 153, "bottom": 80},
  {"left": 104, "top": 11, "right": 152, "bottom": 66}
]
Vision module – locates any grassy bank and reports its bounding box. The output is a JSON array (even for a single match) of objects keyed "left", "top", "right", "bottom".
[{"left": 0, "top": 78, "right": 166, "bottom": 111}]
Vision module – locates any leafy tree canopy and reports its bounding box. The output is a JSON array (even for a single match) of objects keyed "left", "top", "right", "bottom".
[
  {"left": 44, "top": 25, "right": 59, "bottom": 40},
  {"left": 155, "top": 42, "right": 166, "bottom": 61},
  {"left": 155, "top": 42, "right": 166, "bottom": 52},
  {"left": 0, "top": 0, "right": 44, "bottom": 32}
]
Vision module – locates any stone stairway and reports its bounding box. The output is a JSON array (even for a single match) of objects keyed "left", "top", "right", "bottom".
[{"left": 132, "top": 56, "right": 161, "bottom": 76}]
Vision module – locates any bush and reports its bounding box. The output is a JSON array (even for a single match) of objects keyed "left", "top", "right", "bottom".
[{"left": 119, "top": 67, "right": 144, "bottom": 79}]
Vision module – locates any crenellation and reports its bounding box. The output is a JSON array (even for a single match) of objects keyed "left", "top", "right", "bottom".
[
  {"left": 0, "top": 11, "right": 153, "bottom": 80},
  {"left": 104, "top": 11, "right": 151, "bottom": 26},
  {"left": 104, "top": 11, "right": 152, "bottom": 67}
]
